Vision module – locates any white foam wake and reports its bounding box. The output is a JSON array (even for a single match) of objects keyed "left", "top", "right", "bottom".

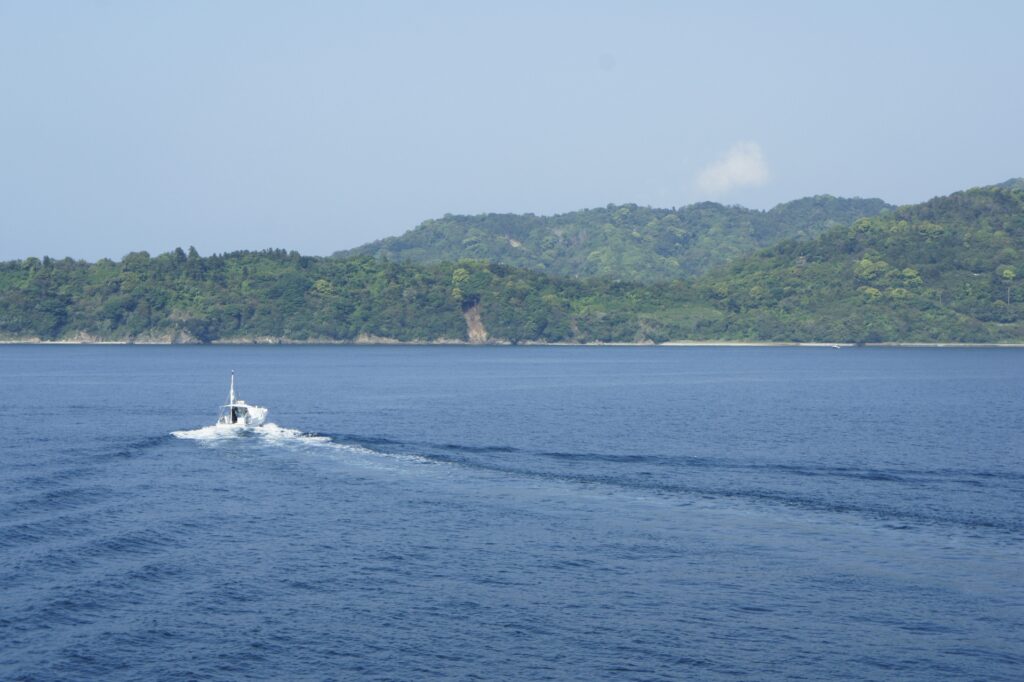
[
  {"left": 170, "top": 424, "right": 235, "bottom": 440},
  {"left": 172, "top": 422, "right": 325, "bottom": 442},
  {"left": 171, "top": 423, "right": 435, "bottom": 466}
]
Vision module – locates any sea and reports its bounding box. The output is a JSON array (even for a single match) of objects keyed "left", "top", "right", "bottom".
[{"left": 1, "top": 345, "right": 1021, "bottom": 681}]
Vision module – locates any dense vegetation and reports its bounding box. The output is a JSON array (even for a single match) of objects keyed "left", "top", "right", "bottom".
[
  {"left": 694, "top": 183, "right": 1024, "bottom": 342},
  {"left": 337, "top": 196, "right": 891, "bottom": 281},
  {"left": 1, "top": 184, "right": 1023, "bottom": 344},
  {"left": 0, "top": 245, "right": 716, "bottom": 343},
  {"left": 0, "top": 250, "right": 467, "bottom": 343}
]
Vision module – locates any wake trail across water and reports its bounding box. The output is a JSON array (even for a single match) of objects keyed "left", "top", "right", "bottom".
[
  {"left": 167, "top": 427, "right": 1024, "bottom": 534},
  {"left": 334, "top": 435, "right": 1024, "bottom": 534}
]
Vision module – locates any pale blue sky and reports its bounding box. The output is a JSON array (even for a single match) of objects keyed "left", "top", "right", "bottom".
[{"left": 1, "top": 1, "right": 1022, "bottom": 260}]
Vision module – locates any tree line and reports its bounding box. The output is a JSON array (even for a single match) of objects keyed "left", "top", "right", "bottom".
[{"left": 1, "top": 185, "right": 1022, "bottom": 344}]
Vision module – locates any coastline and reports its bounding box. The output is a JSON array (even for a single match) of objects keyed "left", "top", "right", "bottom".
[{"left": 1, "top": 337, "right": 1023, "bottom": 348}]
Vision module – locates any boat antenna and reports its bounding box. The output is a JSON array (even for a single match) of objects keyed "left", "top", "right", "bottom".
[{"left": 229, "top": 370, "right": 235, "bottom": 405}]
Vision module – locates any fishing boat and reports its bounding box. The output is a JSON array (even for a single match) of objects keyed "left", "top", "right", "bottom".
[{"left": 217, "top": 371, "right": 268, "bottom": 427}]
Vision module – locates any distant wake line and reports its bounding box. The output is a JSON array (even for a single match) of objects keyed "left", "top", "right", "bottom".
[{"left": 168, "top": 427, "right": 1022, "bottom": 534}]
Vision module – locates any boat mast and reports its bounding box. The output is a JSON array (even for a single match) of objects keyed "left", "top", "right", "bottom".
[{"left": 229, "top": 370, "right": 235, "bottom": 405}]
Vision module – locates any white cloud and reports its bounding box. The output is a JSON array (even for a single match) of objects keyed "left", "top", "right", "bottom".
[{"left": 696, "top": 142, "right": 769, "bottom": 195}]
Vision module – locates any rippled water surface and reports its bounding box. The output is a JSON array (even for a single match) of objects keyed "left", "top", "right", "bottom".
[{"left": 1, "top": 345, "right": 1022, "bottom": 680}]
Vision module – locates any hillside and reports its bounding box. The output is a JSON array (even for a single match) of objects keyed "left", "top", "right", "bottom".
[
  {"left": 336, "top": 196, "right": 892, "bottom": 281},
  {"left": 695, "top": 183, "right": 1024, "bottom": 342},
  {"left": 0, "top": 249, "right": 709, "bottom": 344},
  {"left": 1, "top": 184, "right": 1023, "bottom": 345}
]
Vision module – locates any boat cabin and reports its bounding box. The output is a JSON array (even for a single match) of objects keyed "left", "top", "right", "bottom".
[
  {"left": 219, "top": 401, "right": 253, "bottom": 425},
  {"left": 215, "top": 372, "right": 268, "bottom": 427}
]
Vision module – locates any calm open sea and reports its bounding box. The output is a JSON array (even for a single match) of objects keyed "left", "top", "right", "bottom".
[{"left": 1, "top": 345, "right": 1022, "bottom": 680}]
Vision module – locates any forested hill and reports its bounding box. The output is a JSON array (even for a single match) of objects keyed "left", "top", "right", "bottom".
[
  {"left": 695, "top": 183, "right": 1024, "bottom": 341},
  {"left": 336, "top": 195, "right": 891, "bottom": 280},
  {"left": 0, "top": 249, "right": 711, "bottom": 344},
  {"left": 1, "top": 183, "right": 1023, "bottom": 344}
]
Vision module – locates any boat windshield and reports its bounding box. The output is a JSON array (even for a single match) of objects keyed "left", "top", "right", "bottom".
[{"left": 220, "top": 405, "right": 250, "bottom": 423}]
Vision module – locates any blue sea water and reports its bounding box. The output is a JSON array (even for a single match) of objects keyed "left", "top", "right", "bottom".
[{"left": 0, "top": 345, "right": 1022, "bottom": 681}]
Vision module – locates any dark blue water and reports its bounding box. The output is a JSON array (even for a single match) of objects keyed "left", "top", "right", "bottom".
[{"left": 1, "top": 346, "right": 1022, "bottom": 680}]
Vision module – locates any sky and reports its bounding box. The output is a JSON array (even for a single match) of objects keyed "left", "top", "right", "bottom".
[{"left": 1, "top": 1, "right": 1022, "bottom": 261}]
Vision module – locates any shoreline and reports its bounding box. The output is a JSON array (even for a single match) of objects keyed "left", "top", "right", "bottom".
[{"left": 1, "top": 338, "right": 1023, "bottom": 348}]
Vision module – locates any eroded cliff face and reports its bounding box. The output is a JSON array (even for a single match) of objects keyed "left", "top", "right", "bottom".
[{"left": 463, "top": 303, "right": 488, "bottom": 344}]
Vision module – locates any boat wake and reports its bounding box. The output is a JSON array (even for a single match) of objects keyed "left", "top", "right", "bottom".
[
  {"left": 166, "top": 426, "right": 1024, "bottom": 533},
  {"left": 171, "top": 422, "right": 326, "bottom": 443},
  {"left": 170, "top": 423, "right": 435, "bottom": 467}
]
